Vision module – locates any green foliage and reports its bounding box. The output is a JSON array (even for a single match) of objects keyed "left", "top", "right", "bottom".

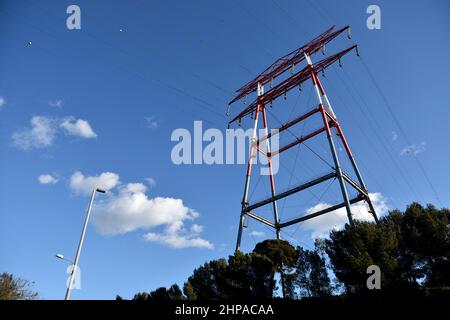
[
  {"left": 183, "top": 251, "right": 274, "bottom": 299},
  {"left": 386, "top": 203, "right": 450, "bottom": 286},
  {"left": 226, "top": 251, "right": 274, "bottom": 298},
  {"left": 0, "top": 273, "right": 38, "bottom": 300},
  {"left": 125, "top": 202, "right": 450, "bottom": 300},
  {"left": 325, "top": 203, "right": 450, "bottom": 293},
  {"left": 132, "top": 284, "right": 184, "bottom": 301},
  {"left": 183, "top": 258, "right": 228, "bottom": 299},
  {"left": 253, "top": 239, "right": 298, "bottom": 268},
  {"left": 253, "top": 239, "right": 298, "bottom": 298},
  {"left": 295, "top": 245, "right": 333, "bottom": 298},
  {"left": 325, "top": 221, "right": 399, "bottom": 292}
]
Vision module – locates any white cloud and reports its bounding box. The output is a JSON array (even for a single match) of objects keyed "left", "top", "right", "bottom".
[
  {"left": 144, "top": 177, "right": 156, "bottom": 188},
  {"left": 145, "top": 116, "right": 159, "bottom": 129},
  {"left": 391, "top": 131, "right": 398, "bottom": 142},
  {"left": 12, "top": 115, "right": 97, "bottom": 150},
  {"left": 60, "top": 117, "right": 97, "bottom": 138},
  {"left": 38, "top": 173, "right": 58, "bottom": 185},
  {"left": 0, "top": 96, "right": 5, "bottom": 109},
  {"left": 48, "top": 99, "right": 63, "bottom": 108},
  {"left": 249, "top": 230, "right": 265, "bottom": 237},
  {"left": 94, "top": 182, "right": 196, "bottom": 235},
  {"left": 400, "top": 142, "right": 426, "bottom": 156},
  {"left": 190, "top": 224, "right": 204, "bottom": 233},
  {"left": 69, "top": 171, "right": 120, "bottom": 195},
  {"left": 12, "top": 116, "right": 56, "bottom": 150},
  {"left": 144, "top": 231, "right": 213, "bottom": 249},
  {"left": 74, "top": 172, "right": 213, "bottom": 249},
  {"left": 69, "top": 171, "right": 212, "bottom": 249},
  {"left": 144, "top": 220, "right": 213, "bottom": 249},
  {"left": 300, "top": 193, "right": 388, "bottom": 239}
]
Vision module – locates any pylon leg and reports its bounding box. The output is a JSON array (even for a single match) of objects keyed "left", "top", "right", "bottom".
[
  {"left": 315, "top": 75, "right": 379, "bottom": 224},
  {"left": 305, "top": 52, "right": 353, "bottom": 225},
  {"left": 318, "top": 104, "right": 354, "bottom": 225},
  {"left": 335, "top": 125, "right": 379, "bottom": 223},
  {"left": 235, "top": 97, "right": 261, "bottom": 253},
  {"left": 261, "top": 104, "right": 281, "bottom": 239},
  {"left": 235, "top": 214, "right": 246, "bottom": 252}
]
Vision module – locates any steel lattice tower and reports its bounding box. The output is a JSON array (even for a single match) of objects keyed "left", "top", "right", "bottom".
[{"left": 228, "top": 26, "right": 379, "bottom": 252}]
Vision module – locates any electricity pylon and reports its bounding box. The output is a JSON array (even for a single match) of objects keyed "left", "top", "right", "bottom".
[{"left": 228, "top": 26, "right": 379, "bottom": 252}]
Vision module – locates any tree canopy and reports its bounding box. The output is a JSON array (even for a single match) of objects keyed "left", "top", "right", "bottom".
[
  {"left": 325, "top": 203, "right": 450, "bottom": 294},
  {"left": 122, "top": 202, "right": 449, "bottom": 300},
  {"left": 0, "top": 273, "right": 38, "bottom": 300}
]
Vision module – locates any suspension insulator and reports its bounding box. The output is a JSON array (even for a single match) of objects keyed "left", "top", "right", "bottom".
[
  {"left": 270, "top": 78, "right": 273, "bottom": 88},
  {"left": 347, "top": 27, "right": 352, "bottom": 39},
  {"left": 291, "top": 64, "right": 295, "bottom": 74},
  {"left": 322, "top": 70, "right": 325, "bottom": 78},
  {"left": 284, "top": 92, "right": 287, "bottom": 100},
  {"left": 339, "top": 58, "right": 342, "bottom": 68},
  {"left": 299, "top": 82, "right": 302, "bottom": 91},
  {"left": 355, "top": 46, "right": 360, "bottom": 57},
  {"left": 321, "top": 45, "right": 325, "bottom": 55}
]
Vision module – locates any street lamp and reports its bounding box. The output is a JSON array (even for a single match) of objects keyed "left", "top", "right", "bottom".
[
  {"left": 55, "top": 254, "right": 73, "bottom": 264},
  {"left": 63, "top": 187, "right": 105, "bottom": 300}
]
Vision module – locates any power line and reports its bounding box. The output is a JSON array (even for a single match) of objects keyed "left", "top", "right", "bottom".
[
  {"left": 358, "top": 57, "right": 442, "bottom": 206},
  {"left": 134, "top": 0, "right": 257, "bottom": 77},
  {"left": 12, "top": 1, "right": 227, "bottom": 127},
  {"left": 331, "top": 66, "right": 423, "bottom": 201},
  {"left": 270, "top": 0, "right": 308, "bottom": 37},
  {"left": 301, "top": 0, "right": 441, "bottom": 207}
]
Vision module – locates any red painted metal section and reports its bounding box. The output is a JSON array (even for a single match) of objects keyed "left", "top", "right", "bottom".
[
  {"left": 245, "top": 101, "right": 260, "bottom": 177},
  {"left": 257, "top": 106, "right": 321, "bottom": 143},
  {"left": 334, "top": 124, "right": 354, "bottom": 158},
  {"left": 229, "top": 25, "right": 351, "bottom": 106},
  {"left": 261, "top": 105, "right": 278, "bottom": 197},
  {"left": 314, "top": 68, "right": 354, "bottom": 158},
  {"left": 271, "top": 126, "right": 326, "bottom": 156},
  {"left": 228, "top": 45, "right": 357, "bottom": 125}
]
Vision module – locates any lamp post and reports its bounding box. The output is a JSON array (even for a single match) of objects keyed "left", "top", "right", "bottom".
[
  {"left": 63, "top": 187, "right": 105, "bottom": 300},
  {"left": 55, "top": 254, "right": 73, "bottom": 264}
]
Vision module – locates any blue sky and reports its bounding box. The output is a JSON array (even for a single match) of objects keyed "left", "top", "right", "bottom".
[{"left": 1, "top": 0, "right": 449, "bottom": 299}]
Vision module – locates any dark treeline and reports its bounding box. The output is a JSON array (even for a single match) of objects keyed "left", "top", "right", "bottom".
[{"left": 118, "top": 203, "right": 450, "bottom": 301}]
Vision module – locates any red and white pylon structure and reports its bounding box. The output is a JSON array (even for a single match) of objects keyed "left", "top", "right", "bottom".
[{"left": 228, "top": 26, "right": 379, "bottom": 252}]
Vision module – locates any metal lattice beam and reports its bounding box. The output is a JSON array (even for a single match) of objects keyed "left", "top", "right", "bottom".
[{"left": 229, "top": 25, "right": 351, "bottom": 106}]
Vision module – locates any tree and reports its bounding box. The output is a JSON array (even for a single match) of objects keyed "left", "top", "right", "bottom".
[
  {"left": 295, "top": 245, "right": 332, "bottom": 298},
  {"left": 183, "top": 252, "right": 274, "bottom": 299},
  {"left": 183, "top": 281, "right": 197, "bottom": 300},
  {"left": 325, "top": 221, "right": 399, "bottom": 293},
  {"left": 125, "top": 202, "right": 449, "bottom": 301},
  {"left": 253, "top": 239, "right": 298, "bottom": 298},
  {"left": 0, "top": 273, "right": 38, "bottom": 300},
  {"left": 386, "top": 203, "right": 450, "bottom": 287},
  {"left": 183, "top": 258, "right": 228, "bottom": 299},
  {"left": 324, "top": 203, "right": 450, "bottom": 293},
  {"left": 132, "top": 284, "right": 184, "bottom": 300},
  {"left": 225, "top": 251, "right": 274, "bottom": 298}
]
